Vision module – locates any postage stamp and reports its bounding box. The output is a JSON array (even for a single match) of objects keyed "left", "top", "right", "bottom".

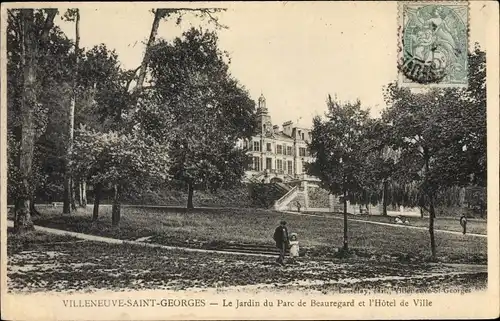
[{"left": 398, "top": 1, "right": 469, "bottom": 87}]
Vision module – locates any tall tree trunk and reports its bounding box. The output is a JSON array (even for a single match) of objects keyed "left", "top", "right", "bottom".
[
  {"left": 63, "top": 9, "right": 80, "bottom": 214},
  {"left": 112, "top": 184, "right": 121, "bottom": 226},
  {"left": 423, "top": 148, "right": 437, "bottom": 261},
  {"left": 382, "top": 180, "right": 388, "bottom": 216},
  {"left": 81, "top": 180, "right": 87, "bottom": 208},
  {"left": 63, "top": 178, "right": 71, "bottom": 213},
  {"left": 29, "top": 198, "right": 41, "bottom": 217},
  {"left": 14, "top": 9, "right": 38, "bottom": 234},
  {"left": 429, "top": 195, "right": 437, "bottom": 261},
  {"left": 135, "top": 9, "right": 165, "bottom": 93},
  {"left": 14, "top": 9, "right": 57, "bottom": 233},
  {"left": 71, "top": 178, "right": 77, "bottom": 211},
  {"left": 92, "top": 183, "right": 102, "bottom": 221},
  {"left": 187, "top": 182, "right": 194, "bottom": 209},
  {"left": 343, "top": 189, "right": 348, "bottom": 252},
  {"left": 78, "top": 179, "right": 83, "bottom": 207}
]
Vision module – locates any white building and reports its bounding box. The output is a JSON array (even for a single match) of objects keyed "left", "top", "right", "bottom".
[{"left": 242, "top": 94, "right": 315, "bottom": 183}]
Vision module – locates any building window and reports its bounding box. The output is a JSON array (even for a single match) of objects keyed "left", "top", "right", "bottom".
[
  {"left": 277, "top": 159, "right": 283, "bottom": 172},
  {"left": 299, "top": 147, "right": 306, "bottom": 157},
  {"left": 287, "top": 146, "right": 293, "bottom": 156},
  {"left": 246, "top": 156, "right": 253, "bottom": 170},
  {"left": 266, "top": 143, "right": 272, "bottom": 152},
  {"left": 266, "top": 157, "right": 272, "bottom": 170},
  {"left": 288, "top": 161, "right": 293, "bottom": 175},
  {"left": 243, "top": 140, "right": 248, "bottom": 149},
  {"left": 253, "top": 157, "right": 260, "bottom": 171},
  {"left": 301, "top": 133, "right": 305, "bottom": 140},
  {"left": 276, "top": 145, "right": 282, "bottom": 155},
  {"left": 253, "top": 141, "right": 260, "bottom": 152}
]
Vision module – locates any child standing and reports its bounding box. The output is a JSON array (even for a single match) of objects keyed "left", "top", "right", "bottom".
[{"left": 289, "top": 233, "right": 300, "bottom": 262}]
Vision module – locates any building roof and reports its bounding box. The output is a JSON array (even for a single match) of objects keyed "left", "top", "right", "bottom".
[{"left": 274, "top": 131, "right": 294, "bottom": 140}]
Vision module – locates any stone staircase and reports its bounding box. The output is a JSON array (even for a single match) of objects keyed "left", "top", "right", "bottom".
[
  {"left": 274, "top": 182, "right": 292, "bottom": 194},
  {"left": 273, "top": 185, "right": 301, "bottom": 211}
]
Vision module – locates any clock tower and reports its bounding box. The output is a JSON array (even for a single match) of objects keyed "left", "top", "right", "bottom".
[{"left": 257, "top": 93, "right": 273, "bottom": 137}]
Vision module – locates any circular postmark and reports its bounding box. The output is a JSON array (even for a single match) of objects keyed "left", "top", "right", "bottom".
[{"left": 399, "top": 4, "right": 468, "bottom": 85}]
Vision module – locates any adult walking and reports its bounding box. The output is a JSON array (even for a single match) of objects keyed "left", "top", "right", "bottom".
[{"left": 273, "top": 220, "right": 289, "bottom": 265}]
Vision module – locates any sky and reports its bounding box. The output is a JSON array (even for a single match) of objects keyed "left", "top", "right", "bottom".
[{"left": 56, "top": 2, "right": 488, "bottom": 129}]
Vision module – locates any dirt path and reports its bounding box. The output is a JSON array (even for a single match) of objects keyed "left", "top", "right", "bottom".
[
  {"left": 6, "top": 220, "right": 276, "bottom": 258},
  {"left": 7, "top": 220, "right": 486, "bottom": 273},
  {"left": 280, "top": 211, "right": 487, "bottom": 238}
]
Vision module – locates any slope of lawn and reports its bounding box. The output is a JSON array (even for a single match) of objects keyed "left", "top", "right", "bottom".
[{"left": 29, "top": 206, "right": 487, "bottom": 264}]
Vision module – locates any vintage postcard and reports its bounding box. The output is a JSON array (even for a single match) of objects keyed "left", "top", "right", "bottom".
[{"left": 1, "top": 1, "right": 499, "bottom": 320}]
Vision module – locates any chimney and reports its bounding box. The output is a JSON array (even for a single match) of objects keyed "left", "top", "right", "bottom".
[
  {"left": 273, "top": 125, "right": 280, "bottom": 134},
  {"left": 282, "top": 121, "right": 293, "bottom": 136}
]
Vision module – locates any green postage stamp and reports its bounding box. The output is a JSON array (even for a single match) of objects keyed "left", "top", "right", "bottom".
[{"left": 398, "top": 1, "right": 469, "bottom": 87}]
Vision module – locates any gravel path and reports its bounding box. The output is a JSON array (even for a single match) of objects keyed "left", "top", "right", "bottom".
[{"left": 280, "top": 211, "right": 487, "bottom": 238}]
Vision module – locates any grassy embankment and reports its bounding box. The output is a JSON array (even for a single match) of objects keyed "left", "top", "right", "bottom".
[{"left": 24, "top": 206, "right": 487, "bottom": 264}]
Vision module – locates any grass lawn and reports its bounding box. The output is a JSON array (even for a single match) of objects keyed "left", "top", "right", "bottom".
[
  {"left": 29, "top": 206, "right": 487, "bottom": 264},
  {"left": 318, "top": 212, "right": 487, "bottom": 235},
  {"left": 7, "top": 228, "right": 487, "bottom": 294}
]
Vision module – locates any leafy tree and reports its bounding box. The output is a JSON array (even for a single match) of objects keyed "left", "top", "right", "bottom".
[
  {"left": 347, "top": 119, "right": 399, "bottom": 215},
  {"left": 73, "top": 126, "right": 170, "bottom": 224},
  {"left": 138, "top": 28, "right": 257, "bottom": 209},
  {"left": 77, "top": 44, "right": 134, "bottom": 131},
  {"left": 73, "top": 43, "right": 134, "bottom": 208},
  {"left": 382, "top": 46, "right": 486, "bottom": 260},
  {"left": 430, "top": 45, "right": 486, "bottom": 188},
  {"left": 383, "top": 86, "right": 451, "bottom": 260},
  {"left": 133, "top": 8, "right": 226, "bottom": 95},
  {"left": 7, "top": 12, "right": 73, "bottom": 208},
  {"left": 307, "top": 95, "right": 370, "bottom": 252}
]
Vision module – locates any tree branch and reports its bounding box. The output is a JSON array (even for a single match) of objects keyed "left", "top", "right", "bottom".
[
  {"left": 40, "top": 9, "right": 58, "bottom": 43},
  {"left": 124, "top": 66, "right": 142, "bottom": 93},
  {"left": 8, "top": 10, "right": 19, "bottom": 26},
  {"left": 162, "top": 8, "right": 227, "bottom": 28},
  {"left": 201, "top": 8, "right": 228, "bottom": 29}
]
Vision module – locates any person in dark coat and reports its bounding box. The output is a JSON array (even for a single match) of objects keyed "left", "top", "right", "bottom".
[{"left": 273, "top": 220, "right": 289, "bottom": 265}]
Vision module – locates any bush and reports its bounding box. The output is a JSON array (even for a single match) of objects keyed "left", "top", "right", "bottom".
[
  {"left": 308, "top": 187, "right": 330, "bottom": 208},
  {"left": 248, "top": 183, "right": 286, "bottom": 208}
]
